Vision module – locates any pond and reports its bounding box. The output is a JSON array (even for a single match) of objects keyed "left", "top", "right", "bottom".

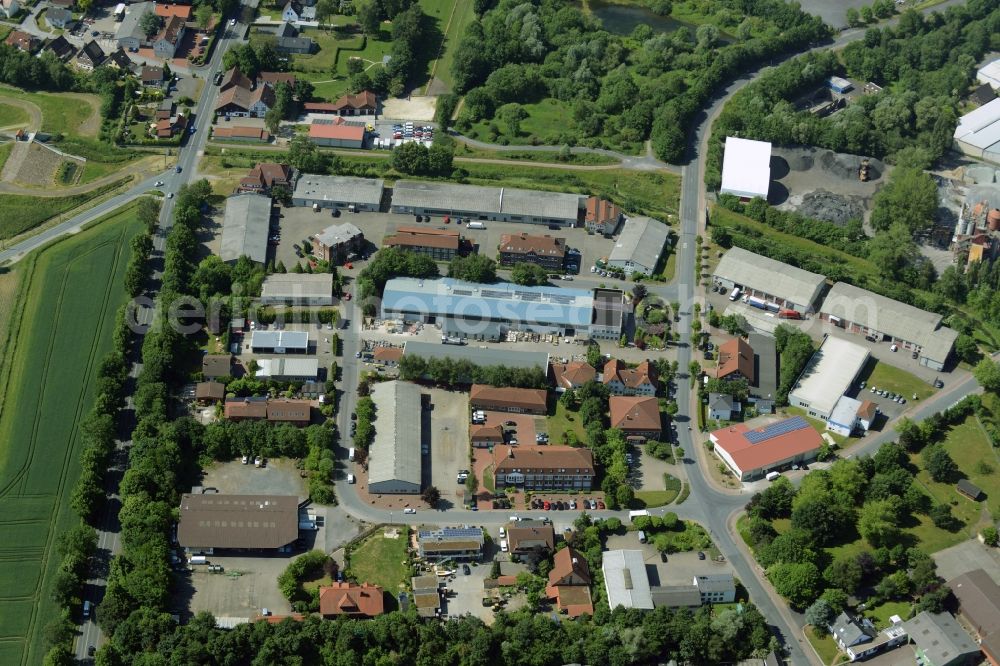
[{"left": 581, "top": 0, "right": 692, "bottom": 35}]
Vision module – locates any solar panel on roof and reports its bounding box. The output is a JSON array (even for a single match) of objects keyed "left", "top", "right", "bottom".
[
  {"left": 419, "top": 528, "right": 482, "bottom": 538},
  {"left": 549, "top": 295, "right": 576, "bottom": 304},
  {"left": 744, "top": 416, "right": 810, "bottom": 444},
  {"left": 481, "top": 289, "right": 511, "bottom": 299},
  {"left": 452, "top": 289, "right": 473, "bottom": 296},
  {"left": 519, "top": 292, "right": 542, "bottom": 302}
]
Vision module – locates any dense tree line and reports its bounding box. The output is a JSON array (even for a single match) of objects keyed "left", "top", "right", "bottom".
[
  {"left": 390, "top": 139, "right": 455, "bottom": 176},
  {"left": 0, "top": 45, "right": 76, "bottom": 91},
  {"left": 774, "top": 324, "right": 813, "bottom": 405},
  {"left": 398, "top": 355, "right": 547, "bottom": 388},
  {"left": 448, "top": 254, "right": 498, "bottom": 283},
  {"left": 357, "top": 247, "right": 439, "bottom": 304}
]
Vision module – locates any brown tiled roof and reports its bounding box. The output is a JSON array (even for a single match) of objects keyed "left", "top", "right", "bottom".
[
  {"left": 319, "top": 582, "right": 385, "bottom": 617},
  {"left": 493, "top": 445, "right": 594, "bottom": 475},
  {"left": 857, "top": 400, "right": 877, "bottom": 421},
  {"left": 216, "top": 83, "right": 275, "bottom": 113},
  {"left": 141, "top": 65, "right": 163, "bottom": 82},
  {"left": 507, "top": 524, "right": 555, "bottom": 552},
  {"left": 155, "top": 3, "right": 192, "bottom": 19},
  {"left": 373, "top": 347, "right": 403, "bottom": 363},
  {"left": 499, "top": 233, "right": 566, "bottom": 259},
  {"left": 948, "top": 569, "right": 1000, "bottom": 638},
  {"left": 213, "top": 126, "right": 271, "bottom": 141},
  {"left": 267, "top": 399, "right": 310, "bottom": 423},
  {"left": 195, "top": 381, "right": 225, "bottom": 400},
  {"left": 221, "top": 66, "right": 252, "bottom": 92},
  {"left": 241, "top": 162, "right": 291, "bottom": 189},
  {"left": 470, "top": 384, "right": 548, "bottom": 413},
  {"left": 225, "top": 398, "right": 268, "bottom": 419},
  {"left": 255, "top": 613, "right": 306, "bottom": 624},
  {"left": 203, "top": 354, "right": 233, "bottom": 377},
  {"left": 548, "top": 546, "right": 591, "bottom": 586},
  {"left": 258, "top": 71, "right": 297, "bottom": 87},
  {"left": 307, "top": 90, "right": 377, "bottom": 112},
  {"left": 716, "top": 337, "right": 755, "bottom": 383},
  {"left": 309, "top": 122, "right": 364, "bottom": 141},
  {"left": 550, "top": 361, "right": 596, "bottom": 389},
  {"left": 177, "top": 493, "right": 299, "bottom": 550},
  {"left": 585, "top": 196, "right": 621, "bottom": 224},
  {"left": 156, "top": 15, "right": 184, "bottom": 45},
  {"left": 603, "top": 359, "right": 658, "bottom": 391},
  {"left": 383, "top": 226, "right": 459, "bottom": 251},
  {"left": 4, "top": 31, "right": 35, "bottom": 52},
  {"left": 609, "top": 396, "right": 661, "bottom": 433},
  {"left": 471, "top": 424, "right": 504, "bottom": 442}
]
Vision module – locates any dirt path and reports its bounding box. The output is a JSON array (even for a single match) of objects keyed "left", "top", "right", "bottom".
[
  {"left": 0, "top": 155, "right": 163, "bottom": 196},
  {"left": 0, "top": 96, "right": 43, "bottom": 184}
]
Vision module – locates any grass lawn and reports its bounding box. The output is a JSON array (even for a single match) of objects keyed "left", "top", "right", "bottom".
[
  {"left": 659, "top": 245, "right": 677, "bottom": 281},
  {"left": 547, "top": 400, "right": 588, "bottom": 446},
  {"left": 426, "top": 0, "right": 476, "bottom": 91},
  {"left": 0, "top": 178, "right": 129, "bottom": 240},
  {"left": 0, "top": 86, "right": 100, "bottom": 138},
  {"left": 348, "top": 530, "right": 410, "bottom": 606},
  {"left": 783, "top": 406, "right": 847, "bottom": 447},
  {"left": 865, "top": 600, "right": 911, "bottom": 629},
  {"left": 0, "top": 203, "right": 143, "bottom": 666},
  {"left": 862, "top": 361, "right": 936, "bottom": 401},
  {"left": 804, "top": 626, "right": 844, "bottom": 665},
  {"left": 289, "top": 28, "right": 396, "bottom": 100},
  {"left": 937, "top": 416, "right": 1000, "bottom": 519},
  {"left": 825, "top": 536, "right": 870, "bottom": 562},
  {"left": 635, "top": 473, "right": 682, "bottom": 508},
  {"left": 0, "top": 141, "right": 12, "bottom": 172},
  {"left": 453, "top": 142, "right": 620, "bottom": 166},
  {"left": 0, "top": 102, "right": 29, "bottom": 127}
]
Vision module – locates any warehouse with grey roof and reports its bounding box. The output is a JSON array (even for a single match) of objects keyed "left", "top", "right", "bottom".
[
  {"left": 607, "top": 216, "right": 670, "bottom": 276},
  {"left": 390, "top": 180, "right": 583, "bottom": 227},
  {"left": 368, "top": 381, "right": 422, "bottom": 494},
  {"left": 819, "top": 282, "right": 957, "bottom": 371},
  {"left": 260, "top": 274, "right": 334, "bottom": 306},
  {"left": 713, "top": 247, "right": 827, "bottom": 314},
  {"left": 221, "top": 194, "right": 272, "bottom": 264},
  {"left": 291, "top": 174, "right": 385, "bottom": 211}
]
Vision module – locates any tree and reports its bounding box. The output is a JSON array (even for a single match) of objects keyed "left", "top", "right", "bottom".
[
  {"left": 870, "top": 168, "right": 938, "bottom": 233},
  {"left": 858, "top": 497, "right": 903, "bottom": 548},
  {"left": 929, "top": 503, "right": 959, "bottom": 530},
  {"left": 391, "top": 141, "right": 430, "bottom": 175},
  {"left": 448, "top": 254, "right": 497, "bottom": 283},
  {"left": 974, "top": 358, "right": 1000, "bottom": 393},
  {"left": 314, "top": 0, "right": 338, "bottom": 24},
  {"left": 921, "top": 444, "right": 957, "bottom": 482},
  {"left": 356, "top": 0, "right": 381, "bottom": 35},
  {"left": 288, "top": 135, "right": 330, "bottom": 173},
  {"left": 264, "top": 106, "right": 283, "bottom": 135},
  {"left": 981, "top": 525, "right": 999, "bottom": 547},
  {"left": 195, "top": 4, "right": 213, "bottom": 28},
  {"left": 421, "top": 485, "right": 441, "bottom": 505},
  {"left": 140, "top": 12, "right": 163, "bottom": 38},
  {"left": 768, "top": 561, "right": 821, "bottom": 608},
  {"left": 497, "top": 103, "right": 527, "bottom": 136},
  {"left": 509, "top": 262, "right": 549, "bottom": 286},
  {"left": 824, "top": 553, "right": 864, "bottom": 594},
  {"left": 804, "top": 599, "right": 835, "bottom": 630}
]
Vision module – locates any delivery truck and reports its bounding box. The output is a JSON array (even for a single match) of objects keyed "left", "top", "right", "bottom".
[
  {"left": 765, "top": 471, "right": 781, "bottom": 482},
  {"left": 778, "top": 309, "right": 801, "bottom": 319},
  {"left": 747, "top": 296, "right": 767, "bottom": 310}
]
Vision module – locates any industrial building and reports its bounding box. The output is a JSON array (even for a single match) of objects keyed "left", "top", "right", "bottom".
[
  {"left": 368, "top": 381, "right": 422, "bottom": 494},
  {"left": 498, "top": 233, "right": 567, "bottom": 270},
  {"left": 954, "top": 97, "right": 1000, "bottom": 163},
  {"left": 469, "top": 385, "right": 548, "bottom": 414},
  {"left": 177, "top": 494, "right": 299, "bottom": 554},
  {"left": 591, "top": 288, "right": 626, "bottom": 340},
  {"left": 380, "top": 277, "right": 595, "bottom": 340},
  {"left": 308, "top": 120, "right": 365, "bottom": 148},
  {"left": 826, "top": 395, "right": 876, "bottom": 438},
  {"left": 903, "top": 612, "right": 980, "bottom": 666},
  {"left": 383, "top": 227, "right": 461, "bottom": 260},
  {"left": 221, "top": 194, "right": 271, "bottom": 264},
  {"left": 978, "top": 59, "right": 1000, "bottom": 91},
  {"left": 260, "top": 274, "right": 334, "bottom": 306},
  {"left": 607, "top": 216, "right": 669, "bottom": 276},
  {"left": 602, "top": 550, "right": 654, "bottom": 610},
  {"left": 417, "top": 528, "right": 484, "bottom": 561},
  {"left": 713, "top": 247, "right": 827, "bottom": 314},
  {"left": 788, "top": 335, "right": 869, "bottom": 421},
  {"left": 254, "top": 357, "right": 319, "bottom": 381},
  {"left": 313, "top": 223, "right": 364, "bottom": 263},
  {"left": 948, "top": 569, "right": 1000, "bottom": 666},
  {"left": 492, "top": 445, "right": 594, "bottom": 491},
  {"left": 402, "top": 341, "right": 549, "bottom": 376},
  {"left": 819, "top": 282, "right": 957, "bottom": 371},
  {"left": 291, "top": 174, "right": 384, "bottom": 211},
  {"left": 719, "top": 137, "right": 771, "bottom": 200},
  {"left": 249, "top": 330, "right": 309, "bottom": 354},
  {"left": 390, "top": 180, "right": 583, "bottom": 227},
  {"left": 710, "top": 417, "right": 823, "bottom": 481}
]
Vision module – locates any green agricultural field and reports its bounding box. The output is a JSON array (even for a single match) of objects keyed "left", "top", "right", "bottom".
[
  {"left": 0, "top": 102, "right": 29, "bottom": 127},
  {"left": 0, "top": 86, "right": 101, "bottom": 138},
  {"left": 0, "top": 204, "right": 143, "bottom": 666},
  {"left": 0, "top": 178, "right": 129, "bottom": 241}
]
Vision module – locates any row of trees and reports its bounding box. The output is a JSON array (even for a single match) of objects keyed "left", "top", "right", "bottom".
[
  {"left": 774, "top": 324, "right": 813, "bottom": 404},
  {"left": 398, "top": 355, "right": 548, "bottom": 388}
]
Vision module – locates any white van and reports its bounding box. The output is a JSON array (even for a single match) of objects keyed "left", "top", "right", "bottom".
[
  {"left": 500, "top": 539, "right": 509, "bottom": 552},
  {"left": 348, "top": 447, "right": 356, "bottom": 462},
  {"left": 347, "top": 474, "right": 356, "bottom": 484},
  {"left": 766, "top": 471, "right": 781, "bottom": 482},
  {"left": 729, "top": 287, "right": 742, "bottom": 301},
  {"left": 467, "top": 222, "right": 485, "bottom": 230},
  {"left": 637, "top": 530, "right": 647, "bottom": 544},
  {"left": 189, "top": 555, "right": 208, "bottom": 565}
]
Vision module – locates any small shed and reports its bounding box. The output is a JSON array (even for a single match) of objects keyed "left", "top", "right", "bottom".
[{"left": 957, "top": 479, "right": 983, "bottom": 501}]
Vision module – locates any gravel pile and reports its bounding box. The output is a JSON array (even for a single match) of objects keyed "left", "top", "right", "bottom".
[{"left": 797, "top": 190, "right": 866, "bottom": 226}]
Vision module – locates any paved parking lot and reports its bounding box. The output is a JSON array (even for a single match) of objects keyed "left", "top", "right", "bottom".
[
  {"left": 932, "top": 539, "right": 1000, "bottom": 585},
  {"left": 185, "top": 552, "right": 292, "bottom": 621},
  {"left": 479, "top": 410, "right": 537, "bottom": 448},
  {"left": 439, "top": 561, "right": 496, "bottom": 622},
  {"left": 425, "top": 387, "right": 471, "bottom": 509},
  {"left": 200, "top": 458, "right": 308, "bottom": 499}
]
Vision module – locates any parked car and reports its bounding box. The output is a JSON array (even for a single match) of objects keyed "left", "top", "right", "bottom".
[
  {"left": 698, "top": 551, "right": 706, "bottom": 560},
  {"left": 462, "top": 564, "right": 471, "bottom": 575},
  {"left": 403, "top": 508, "right": 416, "bottom": 514},
  {"left": 504, "top": 420, "right": 516, "bottom": 426}
]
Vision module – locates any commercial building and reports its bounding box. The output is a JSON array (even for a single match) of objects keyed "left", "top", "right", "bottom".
[
  {"left": 748, "top": 332, "right": 778, "bottom": 412},
  {"left": 788, "top": 335, "right": 869, "bottom": 421},
  {"left": 904, "top": 611, "right": 980, "bottom": 666},
  {"left": 716, "top": 337, "right": 755, "bottom": 383},
  {"left": 607, "top": 216, "right": 669, "bottom": 276},
  {"left": 249, "top": 330, "right": 309, "bottom": 354},
  {"left": 602, "top": 550, "right": 654, "bottom": 610},
  {"left": 411, "top": 575, "right": 442, "bottom": 618},
  {"left": 469, "top": 385, "right": 548, "bottom": 415},
  {"left": 603, "top": 359, "right": 658, "bottom": 396},
  {"left": 402, "top": 341, "right": 549, "bottom": 375},
  {"left": 390, "top": 180, "right": 583, "bottom": 227},
  {"left": 591, "top": 288, "right": 626, "bottom": 340},
  {"left": 383, "top": 227, "right": 461, "bottom": 260},
  {"left": 221, "top": 194, "right": 271, "bottom": 264},
  {"left": 416, "top": 527, "right": 484, "bottom": 561},
  {"left": 308, "top": 120, "right": 365, "bottom": 148},
  {"left": 381, "top": 277, "right": 595, "bottom": 340},
  {"left": 291, "top": 174, "right": 384, "bottom": 212},
  {"left": 318, "top": 582, "right": 385, "bottom": 618},
  {"left": 954, "top": 98, "right": 1000, "bottom": 163},
  {"left": 313, "top": 223, "right": 364, "bottom": 263},
  {"left": 177, "top": 494, "right": 299, "bottom": 554},
  {"left": 609, "top": 396, "right": 661, "bottom": 441},
  {"left": 368, "top": 381, "right": 422, "bottom": 494},
  {"left": 498, "top": 233, "right": 567, "bottom": 270},
  {"left": 260, "top": 274, "right": 334, "bottom": 306},
  {"left": 238, "top": 163, "right": 292, "bottom": 194},
  {"left": 584, "top": 197, "right": 621, "bottom": 235},
  {"left": 819, "top": 282, "right": 957, "bottom": 371},
  {"left": 720, "top": 137, "right": 771, "bottom": 200},
  {"left": 693, "top": 574, "right": 736, "bottom": 603},
  {"left": 550, "top": 361, "right": 596, "bottom": 391},
  {"left": 950, "top": 570, "right": 1000, "bottom": 665},
  {"left": 254, "top": 357, "right": 319, "bottom": 381},
  {"left": 372, "top": 346, "right": 402, "bottom": 367},
  {"left": 470, "top": 424, "right": 504, "bottom": 447},
  {"left": 713, "top": 247, "right": 827, "bottom": 314},
  {"left": 978, "top": 59, "right": 1000, "bottom": 90},
  {"left": 506, "top": 522, "right": 555, "bottom": 555},
  {"left": 710, "top": 416, "right": 823, "bottom": 481},
  {"left": 304, "top": 91, "right": 377, "bottom": 116},
  {"left": 546, "top": 546, "right": 593, "bottom": 617},
  {"left": 826, "top": 395, "right": 867, "bottom": 437},
  {"left": 492, "top": 445, "right": 594, "bottom": 491},
  {"left": 116, "top": 1, "right": 152, "bottom": 51}
]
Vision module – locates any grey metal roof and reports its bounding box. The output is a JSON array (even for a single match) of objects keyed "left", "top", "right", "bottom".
[
  {"left": 820, "top": 282, "right": 957, "bottom": 363},
  {"left": 221, "top": 194, "right": 271, "bottom": 263},
  {"left": 116, "top": 1, "right": 152, "bottom": 41},
  {"left": 260, "top": 273, "right": 333, "bottom": 300},
  {"left": 904, "top": 612, "right": 979, "bottom": 666},
  {"left": 694, "top": 573, "right": 735, "bottom": 594},
  {"left": 650, "top": 585, "right": 702, "bottom": 608},
  {"left": 391, "top": 180, "right": 582, "bottom": 221},
  {"left": 402, "top": 340, "right": 549, "bottom": 370},
  {"left": 315, "top": 222, "right": 362, "bottom": 247},
  {"left": 255, "top": 357, "right": 318, "bottom": 379},
  {"left": 293, "top": 174, "right": 384, "bottom": 206},
  {"left": 249, "top": 330, "right": 308, "bottom": 350},
  {"left": 830, "top": 612, "right": 869, "bottom": 648},
  {"left": 369, "top": 381, "right": 421, "bottom": 489},
  {"left": 608, "top": 216, "right": 669, "bottom": 271},
  {"left": 602, "top": 550, "right": 654, "bottom": 610},
  {"left": 714, "top": 247, "right": 826, "bottom": 308}
]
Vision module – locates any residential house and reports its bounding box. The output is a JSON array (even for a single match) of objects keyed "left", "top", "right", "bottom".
[
  {"left": 411, "top": 575, "right": 442, "bottom": 618},
  {"left": 585, "top": 196, "right": 622, "bottom": 235},
  {"left": 904, "top": 611, "right": 980, "bottom": 666},
  {"left": 195, "top": 381, "right": 226, "bottom": 404},
  {"left": 49, "top": 0, "right": 74, "bottom": 8},
  {"left": 545, "top": 546, "right": 593, "bottom": 617},
  {"left": 831, "top": 613, "right": 873, "bottom": 655},
  {"left": 224, "top": 398, "right": 311, "bottom": 425},
  {"left": 498, "top": 233, "right": 567, "bottom": 270},
  {"left": 708, "top": 392, "right": 740, "bottom": 421},
  {"left": 304, "top": 91, "right": 377, "bottom": 116},
  {"left": 829, "top": 612, "right": 909, "bottom": 662},
  {"left": 238, "top": 163, "right": 293, "bottom": 195},
  {"left": 202, "top": 354, "right": 233, "bottom": 379},
  {"left": 603, "top": 359, "right": 658, "bottom": 396},
  {"left": 76, "top": 41, "right": 106, "bottom": 70},
  {"left": 215, "top": 83, "right": 275, "bottom": 118},
  {"left": 106, "top": 48, "right": 134, "bottom": 71},
  {"left": 154, "top": 99, "right": 174, "bottom": 121},
  {"left": 492, "top": 445, "right": 594, "bottom": 491},
  {"left": 469, "top": 384, "right": 547, "bottom": 415},
  {"left": 220, "top": 66, "right": 253, "bottom": 93},
  {"left": 152, "top": 112, "right": 187, "bottom": 139},
  {"left": 609, "top": 396, "right": 662, "bottom": 441},
  {"left": 43, "top": 36, "right": 76, "bottom": 61},
  {"left": 372, "top": 347, "right": 403, "bottom": 367},
  {"left": 46, "top": 7, "right": 74, "bottom": 28},
  {"left": 152, "top": 15, "right": 185, "bottom": 59},
  {"left": 416, "top": 527, "right": 484, "bottom": 562},
  {"left": 0, "top": 0, "right": 19, "bottom": 19},
  {"left": 470, "top": 424, "right": 504, "bottom": 448},
  {"left": 257, "top": 72, "right": 297, "bottom": 89},
  {"left": 716, "top": 337, "right": 755, "bottom": 383},
  {"left": 281, "top": 0, "right": 303, "bottom": 21},
  {"left": 154, "top": 2, "right": 192, "bottom": 20},
  {"left": 141, "top": 65, "right": 165, "bottom": 87},
  {"left": 505, "top": 522, "right": 555, "bottom": 556},
  {"left": 224, "top": 397, "right": 268, "bottom": 421},
  {"left": 382, "top": 227, "right": 460, "bottom": 260},
  {"left": 271, "top": 21, "right": 298, "bottom": 38},
  {"left": 318, "top": 582, "right": 385, "bottom": 618},
  {"left": 549, "top": 361, "right": 596, "bottom": 391},
  {"left": 4, "top": 30, "right": 36, "bottom": 52},
  {"left": 276, "top": 35, "right": 314, "bottom": 54},
  {"left": 313, "top": 222, "right": 364, "bottom": 262}
]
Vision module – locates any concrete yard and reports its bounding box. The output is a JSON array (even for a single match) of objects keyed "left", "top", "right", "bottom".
[
  {"left": 932, "top": 539, "right": 1000, "bottom": 586},
  {"left": 184, "top": 551, "right": 293, "bottom": 621},
  {"left": 425, "top": 387, "right": 472, "bottom": 509},
  {"left": 199, "top": 458, "right": 308, "bottom": 500}
]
